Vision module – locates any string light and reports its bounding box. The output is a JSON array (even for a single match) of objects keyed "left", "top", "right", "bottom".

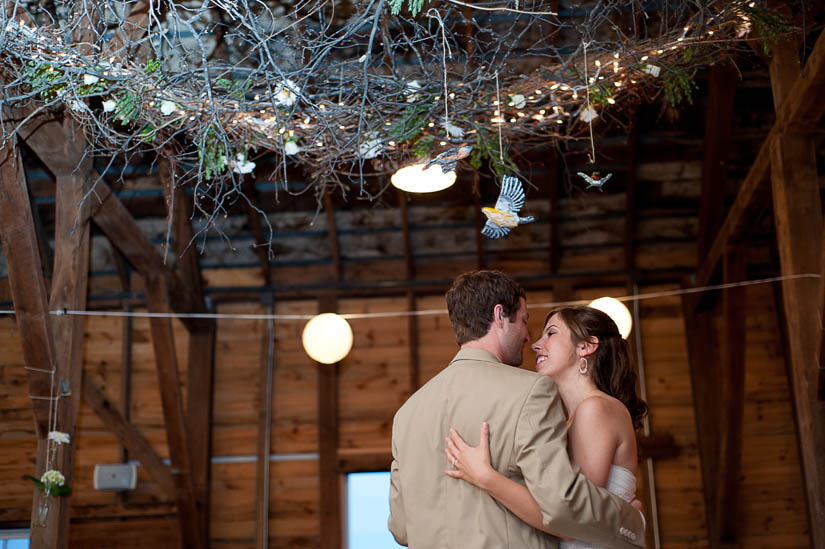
[{"left": 4, "top": 275, "right": 812, "bottom": 323}]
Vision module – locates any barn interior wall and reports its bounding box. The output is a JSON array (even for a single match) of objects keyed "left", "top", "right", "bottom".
[{"left": 0, "top": 273, "right": 809, "bottom": 548}]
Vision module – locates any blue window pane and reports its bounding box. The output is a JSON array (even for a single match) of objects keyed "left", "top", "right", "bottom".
[
  {"left": 347, "top": 472, "right": 403, "bottom": 549},
  {"left": 8, "top": 539, "right": 30, "bottom": 549}
]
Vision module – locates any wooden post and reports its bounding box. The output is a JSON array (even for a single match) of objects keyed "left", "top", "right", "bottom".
[
  {"left": 144, "top": 273, "right": 204, "bottom": 549},
  {"left": 242, "top": 177, "right": 273, "bottom": 286},
  {"left": 160, "top": 159, "right": 214, "bottom": 544},
  {"left": 770, "top": 132, "right": 825, "bottom": 547},
  {"left": 33, "top": 126, "right": 92, "bottom": 549},
  {"left": 317, "top": 296, "right": 342, "bottom": 549},
  {"left": 472, "top": 172, "right": 486, "bottom": 269},
  {"left": 697, "top": 64, "right": 737, "bottom": 263},
  {"left": 0, "top": 116, "right": 93, "bottom": 549},
  {"left": 548, "top": 149, "right": 561, "bottom": 274},
  {"left": 681, "top": 288, "right": 721, "bottom": 545},
  {"left": 716, "top": 246, "right": 746, "bottom": 545},
  {"left": 255, "top": 296, "right": 275, "bottom": 549},
  {"left": 398, "top": 189, "right": 420, "bottom": 393},
  {"left": 323, "top": 190, "right": 343, "bottom": 282},
  {"left": 623, "top": 115, "right": 639, "bottom": 273}
]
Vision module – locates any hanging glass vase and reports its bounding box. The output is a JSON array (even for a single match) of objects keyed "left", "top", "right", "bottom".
[{"left": 34, "top": 496, "right": 51, "bottom": 527}]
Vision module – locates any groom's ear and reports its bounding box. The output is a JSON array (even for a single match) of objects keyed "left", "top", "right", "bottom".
[{"left": 492, "top": 303, "right": 505, "bottom": 327}]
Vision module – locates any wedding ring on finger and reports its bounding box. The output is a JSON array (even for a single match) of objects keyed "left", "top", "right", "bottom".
[{"left": 451, "top": 457, "right": 457, "bottom": 467}]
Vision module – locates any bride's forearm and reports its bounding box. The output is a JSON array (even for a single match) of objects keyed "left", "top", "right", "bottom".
[{"left": 480, "top": 471, "right": 564, "bottom": 538}]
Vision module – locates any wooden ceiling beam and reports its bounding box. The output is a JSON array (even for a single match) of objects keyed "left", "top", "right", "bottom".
[{"left": 695, "top": 26, "right": 825, "bottom": 291}]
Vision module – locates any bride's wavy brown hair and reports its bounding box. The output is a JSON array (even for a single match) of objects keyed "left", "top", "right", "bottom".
[{"left": 547, "top": 306, "right": 648, "bottom": 430}]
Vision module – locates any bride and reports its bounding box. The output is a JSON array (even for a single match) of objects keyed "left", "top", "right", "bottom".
[{"left": 444, "top": 306, "right": 648, "bottom": 548}]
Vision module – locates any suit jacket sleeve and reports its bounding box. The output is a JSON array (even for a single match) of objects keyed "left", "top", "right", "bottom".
[
  {"left": 388, "top": 432, "right": 408, "bottom": 545},
  {"left": 515, "top": 376, "right": 645, "bottom": 548}
]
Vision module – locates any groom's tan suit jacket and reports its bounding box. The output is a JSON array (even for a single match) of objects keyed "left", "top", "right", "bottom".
[{"left": 389, "top": 348, "right": 645, "bottom": 548}]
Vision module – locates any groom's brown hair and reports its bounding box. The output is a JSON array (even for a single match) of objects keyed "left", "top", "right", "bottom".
[{"left": 446, "top": 270, "right": 525, "bottom": 345}]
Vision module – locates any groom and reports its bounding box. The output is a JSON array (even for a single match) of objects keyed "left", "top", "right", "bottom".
[{"left": 389, "top": 270, "right": 645, "bottom": 548}]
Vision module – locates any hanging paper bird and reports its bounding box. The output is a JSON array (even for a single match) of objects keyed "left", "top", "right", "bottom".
[
  {"left": 577, "top": 171, "right": 612, "bottom": 191},
  {"left": 424, "top": 143, "right": 473, "bottom": 174},
  {"left": 481, "top": 175, "right": 535, "bottom": 239}
]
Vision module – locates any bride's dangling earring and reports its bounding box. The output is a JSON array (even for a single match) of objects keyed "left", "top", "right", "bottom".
[{"left": 578, "top": 357, "right": 588, "bottom": 375}]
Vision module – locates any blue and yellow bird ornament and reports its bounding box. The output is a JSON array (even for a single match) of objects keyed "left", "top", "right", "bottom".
[{"left": 481, "top": 175, "right": 535, "bottom": 239}]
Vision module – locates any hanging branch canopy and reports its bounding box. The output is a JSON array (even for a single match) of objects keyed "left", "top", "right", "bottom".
[{"left": 0, "top": 0, "right": 790, "bottom": 221}]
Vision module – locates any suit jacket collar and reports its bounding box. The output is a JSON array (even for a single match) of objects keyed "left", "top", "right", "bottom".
[{"left": 449, "top": 347, "right": 503, "bottom": 366}]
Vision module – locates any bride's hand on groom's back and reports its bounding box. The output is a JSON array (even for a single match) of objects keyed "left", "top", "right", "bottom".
[{"left": 444, "top": 422, "right": 496, "bottom": 490}]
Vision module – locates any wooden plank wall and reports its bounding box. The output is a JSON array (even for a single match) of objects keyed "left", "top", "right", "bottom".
[{"left": 0, "top": 276, "right": 810, "bottom": 547}]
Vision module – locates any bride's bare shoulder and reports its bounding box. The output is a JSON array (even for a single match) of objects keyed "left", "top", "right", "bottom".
[{"left": 574, "top": 393, "right": 631, "bottom": 429}]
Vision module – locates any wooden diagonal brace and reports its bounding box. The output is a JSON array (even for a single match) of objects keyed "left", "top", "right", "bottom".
[
  {"left": 82, "top": 376, "right": 176, "bottom": 499},
  {"left": 0, "top": 137, "right": 56, "bottom": 437}
]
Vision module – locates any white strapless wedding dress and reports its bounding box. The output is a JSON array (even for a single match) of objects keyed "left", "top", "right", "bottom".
[{"left": 558, "top": 464, "right": 636, "bottom": 549}]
